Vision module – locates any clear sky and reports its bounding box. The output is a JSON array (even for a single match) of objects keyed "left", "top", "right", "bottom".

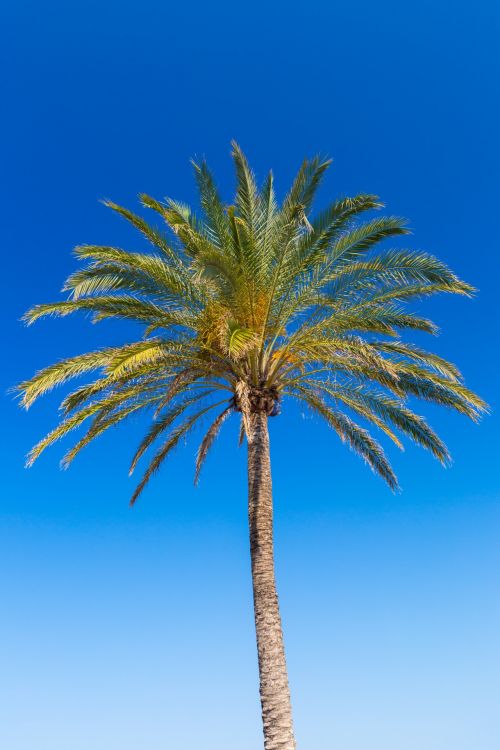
[{"left": 2, "top": 1, "right": 499, "bottom": 748}]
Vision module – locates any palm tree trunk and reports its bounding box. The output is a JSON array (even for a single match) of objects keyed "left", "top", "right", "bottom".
[{"left": 247, "top": 411, "right": 296, "bottom": 750}]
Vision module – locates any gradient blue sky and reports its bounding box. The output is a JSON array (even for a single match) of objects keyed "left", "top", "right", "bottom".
[{"left": 2, "top": 1, "right": 499, "bottom": 748}]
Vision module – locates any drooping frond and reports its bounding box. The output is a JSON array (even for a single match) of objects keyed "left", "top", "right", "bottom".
[
  {"left": 289, "top": 385, "right": 399, "bottom": 490},
  {"left": 60, "top": 395, "right": 162, "bottom": 469},
  {"left": 29, "top": 386, "right": 166, "bottom": 467},
  {"left": 129, "top": 391, "right": 216, "bottom": 475},
  {"left": 369, "top": 341, "right": 462, "bottom": 381},
  {"left": 302, "top": 380, "right": 450, "bottom": 463},
  {"left": 195, "top": 405, "right": 233, "bottom": 484},
  {"left": 383, "top": 364, "right": 487, "bottom": 419},
  {"left": 130, "top": 401, "right": 226, "bottom": 505}
]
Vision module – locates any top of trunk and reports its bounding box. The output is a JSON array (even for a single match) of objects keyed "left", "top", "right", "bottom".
[{"left": 233, "top": 384, "right": 281, "bottom": 416}]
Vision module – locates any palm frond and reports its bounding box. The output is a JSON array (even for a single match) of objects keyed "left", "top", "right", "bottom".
[
  {"left": 24, "top": 296, "right": 194, "bottom": 330},
  {"left": 102, "top": 200, "right": 181, "bottom": 265},
  {"left": 231, "top": 141, "right": 259, "bottom": 237},
  {"left": 130, "top": 401, "right": 225, "bottom": 505},
  {"left": 191, "top": 162, "right": 233, "bottom": 252},
  {"left": 301, "top": 380, "right": 450, "bottom": 463},
  {"left": 370, "top": 341, "right": 462, "bottom": 381},
  {"left": 194, "top": 405, "right": 232, "bottom": 484},
  {"left": 18, "top": 347, "right": 120, "bottom": 408},
  {"left": 290, "top": 385, "right": 399, "bottom": 490},
  {"left": 60, "top": 394, "right": 163, "bottom": 468},
  {"left": 129, "top": 392, "right": 216, "bottom": 475}
]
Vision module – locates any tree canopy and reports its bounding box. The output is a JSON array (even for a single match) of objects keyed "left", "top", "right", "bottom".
[{"left": 18, "top": 143, "right": 486, "bottom": 502}]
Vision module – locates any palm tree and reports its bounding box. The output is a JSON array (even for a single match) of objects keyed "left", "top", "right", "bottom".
[{"left": 18, "top": 143, "right": 486, "bottom": 749}]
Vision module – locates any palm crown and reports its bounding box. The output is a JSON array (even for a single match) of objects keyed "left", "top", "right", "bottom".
[{"left": 18, "top": 143, "right": 486, "bottom": 502}]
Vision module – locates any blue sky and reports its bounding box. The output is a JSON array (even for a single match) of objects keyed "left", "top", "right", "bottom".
[{"left": 2, "top": 1, "right": 499, "bottom": 748}]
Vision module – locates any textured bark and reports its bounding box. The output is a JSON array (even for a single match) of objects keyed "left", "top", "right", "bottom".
[{"left": 247, "top": 411, "right": 296, "bottom": 750}]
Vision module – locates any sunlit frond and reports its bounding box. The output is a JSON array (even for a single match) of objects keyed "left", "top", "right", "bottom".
[{"left": 18, "top": 347, "right": 119, "bottom": 408}]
